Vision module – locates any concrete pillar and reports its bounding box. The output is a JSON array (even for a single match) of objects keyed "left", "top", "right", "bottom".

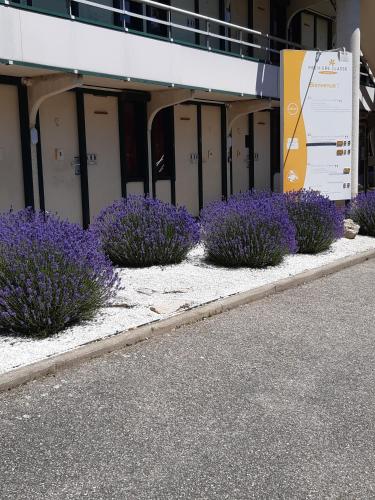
[{"left": 336, "top": 0, "right": 361, "bottom": 198}]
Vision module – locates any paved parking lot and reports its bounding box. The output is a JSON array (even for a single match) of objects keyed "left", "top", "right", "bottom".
[{"left": 1, "top": 260, "right": 375, "bottom": 499}]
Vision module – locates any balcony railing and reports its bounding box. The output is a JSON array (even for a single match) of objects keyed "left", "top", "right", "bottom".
[
  {"left": 3, "top": 0, "right": 304, "bottom": 64},
  {"left": 361, "top": 53, "right": 375, "bottom": 88}
]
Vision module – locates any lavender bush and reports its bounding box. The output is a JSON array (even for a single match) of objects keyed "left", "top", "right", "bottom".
[
  {"left": 201, "top": 191, "right": 296, "bottom": 268},
  {"left": 284, "top": 190, "right": 344, "bottom": 254},
  {"left": 92, "top": 196, "right": 200, "bottom": 267},
  {"left": 0, "top": 209, "right": 117, "bottom": 338},
  {"left": 347, "top": 192, "right": 375, "bottom": 236}
]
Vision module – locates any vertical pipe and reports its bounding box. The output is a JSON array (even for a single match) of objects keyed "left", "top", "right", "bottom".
[
  {"left": 221, "top": 105, "right": 228, "bottom": 200},
  {"left": 75, "top": 91, "right": 90, "bottom": 228},
  {"left": 18, "top": 84, "right": 36, "bottom": 209},
  {"left": 147, "top": 125, "right": 153, "bottom": 197},
  {"left": 36, "top": 113, "right": 45, "bottom": 212},
  {"left": 336, "top": 0, "right": 361, "bottom": 198},
  {"left": 197, "top": 104, "right": 203, "bottom": 210}
]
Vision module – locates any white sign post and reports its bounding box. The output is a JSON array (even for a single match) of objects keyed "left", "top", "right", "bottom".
[{"left": 281, "top": 50, "right": 353, "bottom": 200}]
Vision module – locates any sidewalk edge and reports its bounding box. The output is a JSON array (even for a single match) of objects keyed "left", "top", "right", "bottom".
[{"left": 1, "top": 249, "right": 374, "bottom": 393}]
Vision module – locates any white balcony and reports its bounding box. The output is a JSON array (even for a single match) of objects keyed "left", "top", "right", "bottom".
[{"left": 0, "top": 0, "right": 298, "bottom": 99}]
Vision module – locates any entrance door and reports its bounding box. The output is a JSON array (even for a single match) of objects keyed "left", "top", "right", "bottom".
[
  {"left": 201, "top": 105, "right": 222, "bottom": 206},
  {"left": 0, "top": 84, "right": 25, "bottom": 212},
  {"left": 39, "top": 92, "right": 82, "bottom": 224},
  {"left": 84, "top": 94, "right": 122, "bottom": 222},
  {"left": 253, "top": 111, "right": 271, "bottom": 190},
  {"left": 231, "top": 115, "right": 250, "bottom": 194},
  {"left": 174, "top": 103, "right": 223, "bottom": 215},
  {"left": 174, "top": 104, "right": 199, "bottom": 215}
]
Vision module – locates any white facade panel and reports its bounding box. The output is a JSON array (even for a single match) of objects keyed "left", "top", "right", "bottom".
[
  {"left": 39, "top": 92, "right": 82, "bottom": 224},
  {"left": 232, "top": 114, "right": 250, "bottom": 194},
  {"left": 253, "top": 111, "right": 271, "bottom": 190},
  {"left": 0, "top": 7, "right": 279, "bottom": 98},
  {"left": 155, "top": 180, "right": 172, "bottom": 204},
  {"left": 0, "top": 7, "right": 23, "bottom": 62},
  {"left": 126, "top": 181, "right": 145, "bottom": 196},
  {"left": 84, "top": 94, "right": 122, "bottom": 222},
  {"left": 201, "top": 105, "right": 222, "bottom": 207},
  {"left": 174, "top": 104, "right": 200, "bottom": 216}
]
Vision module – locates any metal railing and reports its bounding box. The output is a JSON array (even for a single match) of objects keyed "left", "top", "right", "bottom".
[
  {"left": 361, "top": 52, "right": 375, "bottom": 88},
  {"left": 5, "top": 0, "right": 305, "bottom": 63}
]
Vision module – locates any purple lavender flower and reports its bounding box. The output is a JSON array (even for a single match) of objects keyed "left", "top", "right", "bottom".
[
  {"left": 0, "top": 209, "right": 117, "bottom": 337},
  {"left": 347, "top": 192, "right": 375, "bottom": 236},
  {"left": 91, "top": 196, "right": 200, "bottom": 267},
  {"left": 201, "top": 191, "right": 296, "bottom": 268},
  {"left": 284, "top": 190, "right": 344, "bottom": 254}
]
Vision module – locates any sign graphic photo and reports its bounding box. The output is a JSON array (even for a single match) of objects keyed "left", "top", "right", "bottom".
[{"left": 281, "top": 50, "right": 353, "bottom": 200}]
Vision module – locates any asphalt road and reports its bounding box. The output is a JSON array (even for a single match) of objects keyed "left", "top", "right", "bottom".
[{"left": 1, "top": 260, "right": 375, "bottom": 500}]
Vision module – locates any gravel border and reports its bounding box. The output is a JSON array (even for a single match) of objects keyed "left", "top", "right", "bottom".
[{"left": 1, "top": 248, "right": 374, "bottom": 393}]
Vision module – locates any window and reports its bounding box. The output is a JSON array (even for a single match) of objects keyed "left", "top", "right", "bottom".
[
  {"left": 151, "top": 107, "right": 174, "bottom": 180},
  {"left": 77, "top": 0, "right": 115, "bottom": 25},
  {"left": 114, "top": 1, "right": 144, "bottom": 31},
  {"left": 147, "top": 0, "right": 169, "bottom": 38},
  {"left": 12, "top": 0, "right": 69, "bottom": 13},
  {"left": 119, "top": 99, "right": 147, "bottom": 181}
]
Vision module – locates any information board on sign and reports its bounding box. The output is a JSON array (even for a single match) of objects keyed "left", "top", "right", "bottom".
[{"left": 281, "top": 50, "right": 353, "bottom": 200}]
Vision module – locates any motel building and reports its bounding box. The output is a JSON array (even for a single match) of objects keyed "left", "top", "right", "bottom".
[{"left": 0, "top": 0, "right": 372, "bottom": 226}]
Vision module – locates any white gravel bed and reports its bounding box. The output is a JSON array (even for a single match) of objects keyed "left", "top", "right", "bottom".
[{"left": 1, "top": 236, "right": 375, "bottom": 375}]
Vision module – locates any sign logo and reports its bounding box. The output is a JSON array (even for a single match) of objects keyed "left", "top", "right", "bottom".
[
  {"left": 287, "top": 103, "right": 299, "bottom": 116},
  {"left": 287, "top": 170, "right": 299, "bottom": 183},
  {"left": 319, "top": 59, "right": 338, "bottom": 75}
]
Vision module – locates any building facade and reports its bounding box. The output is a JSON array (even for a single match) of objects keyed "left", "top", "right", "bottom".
[{"left": 0, "top": 0, "right": 371, "bottom": 226}]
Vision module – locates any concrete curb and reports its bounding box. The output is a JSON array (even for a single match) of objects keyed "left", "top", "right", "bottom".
[{"left": 1, "top": 248, "right": 375, "bottom": 393}]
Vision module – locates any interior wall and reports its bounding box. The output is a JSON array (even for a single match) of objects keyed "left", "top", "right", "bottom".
[{"left": 0, "top": 84, "right": 25, "bottom": 213}]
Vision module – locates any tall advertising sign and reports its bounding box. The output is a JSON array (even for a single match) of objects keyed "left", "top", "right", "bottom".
[{"left": 281, "top": 50, "right": 352, "bottom": 200}]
